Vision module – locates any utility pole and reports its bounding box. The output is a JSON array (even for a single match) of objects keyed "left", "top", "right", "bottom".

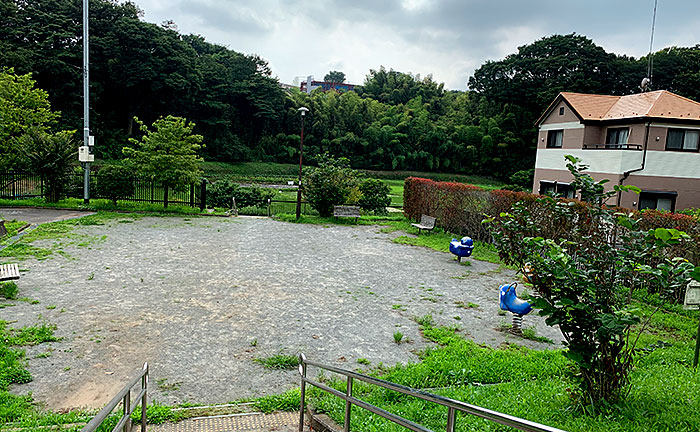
[{"left": 82, "top": 0, "right": 91, "bottom": 204}]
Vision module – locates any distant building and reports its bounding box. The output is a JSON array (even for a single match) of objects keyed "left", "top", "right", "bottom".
[
  {"left": 300, "top": 76, "right": 357, "bottom": 93},
  {"left": 533, "top": 90, "right": 700, "bottom": 211}
]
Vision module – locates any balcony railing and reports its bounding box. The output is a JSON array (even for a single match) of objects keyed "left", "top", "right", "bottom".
[{"left": 582, "top": 143, "right": 642, "bottom": 150}]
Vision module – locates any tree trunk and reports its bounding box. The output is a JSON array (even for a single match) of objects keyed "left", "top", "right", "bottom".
[{"left": 163, "top": 184, "right": 169, "bottom": 208}]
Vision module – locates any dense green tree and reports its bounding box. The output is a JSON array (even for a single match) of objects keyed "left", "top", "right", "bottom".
[
  {"left": 0, "top": 68, "right": 60, "bottom": 170},
  {"left": 324, "top": 71, "right": 346, "bottom": 82},
  {"left": 19, "top": 130, "right": 77, "bottom": 202},
  {"left": 123, "top": 116, "right": 203, "bottom": 207},
  {"left": 469, "top": 34, "right": 623, "bottom": 116},
  {"left": 95, "top": 164, "right": 135, "bottom": 205}
]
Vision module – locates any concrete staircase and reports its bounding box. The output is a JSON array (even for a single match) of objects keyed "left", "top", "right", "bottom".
[{"left": 148, "top": 402, "right": 309, "bottom": 432}]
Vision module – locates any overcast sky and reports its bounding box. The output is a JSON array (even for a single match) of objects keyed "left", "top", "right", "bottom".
[{"left": 134, "top": 0, "right": 700, "bottom": 90}]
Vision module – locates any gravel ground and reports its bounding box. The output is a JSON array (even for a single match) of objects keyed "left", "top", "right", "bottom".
[{"left": 3, "top": 214, "right": 563, "bottom": 411}]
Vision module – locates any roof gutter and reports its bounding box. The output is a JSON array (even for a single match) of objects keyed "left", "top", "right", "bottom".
[{"left": 616, "top": 122, "right": 650, "bottom": 207}]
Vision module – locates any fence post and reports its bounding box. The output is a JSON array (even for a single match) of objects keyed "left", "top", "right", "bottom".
[
  {"left": 200, "top": 179, "right": 206, "bottom": 211},
  {"left": 344, "top": 376, "right": 353, "bottom": 432},
  {"left": 151, "top": 181, "right": 155, "bottom": 203},
  {"left": 298, "top": 354, "right": 307, "bottom": 432},
  {"left": 190, "top": 183, "right": 195, "bottom": 208},
  {"left": 123, "top": 390, "right": 131, "bottom": 432},
  {"left": 12, "top": 172, "right": 16, "bottom": 199},
  {"left": 141, "top": 363, "right": 148, "bottom": 432},
  {"left": 163, "top": 184, "right": 169, "bottom": 209}
]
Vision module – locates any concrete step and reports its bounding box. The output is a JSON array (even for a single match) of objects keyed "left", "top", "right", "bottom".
[{"left": 148, "top": 411, "right": 308, "bottom": 432}]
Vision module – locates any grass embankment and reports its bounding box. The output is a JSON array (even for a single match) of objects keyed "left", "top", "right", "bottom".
[{"left": 304, "top": 302, "right": 700, "bottom": 432}]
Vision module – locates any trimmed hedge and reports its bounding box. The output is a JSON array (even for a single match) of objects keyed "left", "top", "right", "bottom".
[{"left": 403, "top": 177, "right": 700, "bottom": 263}]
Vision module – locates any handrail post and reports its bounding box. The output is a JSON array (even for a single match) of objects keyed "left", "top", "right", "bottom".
[
  {"left": 141, "top": 362, "right": 148, "bottom": 432},
  {"left": 344, "top": 376, "right": 353, "bottom": 432},
  {"left": 123, "top": 390, "right": 131, "bottom": 432},
  {"left": 446, "top": 407, "right": 456, "bottom": 432},
  {"left": 298, "top": 354, "right": 307, "bottom": 432}
]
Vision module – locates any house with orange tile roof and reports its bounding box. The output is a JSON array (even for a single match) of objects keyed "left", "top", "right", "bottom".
[{"left": 533, "top": 90, "right": 700, "bottom": 211}]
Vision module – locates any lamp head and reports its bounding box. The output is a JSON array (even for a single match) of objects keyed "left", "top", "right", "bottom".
[{"left": 298, "top": 106, "right": 309, "bottom": 116}]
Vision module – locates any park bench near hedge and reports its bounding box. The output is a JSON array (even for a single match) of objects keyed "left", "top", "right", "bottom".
[
  {"left": 411, "top": 214, "right": 436, "bottom": 234},
  {"left": 333, "top": 205, "right": 361, "bottom": 222}
]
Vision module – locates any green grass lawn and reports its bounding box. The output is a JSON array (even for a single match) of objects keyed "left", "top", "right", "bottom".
[{"left": 306, "top": 302, "right": 700, "bottom": 432}]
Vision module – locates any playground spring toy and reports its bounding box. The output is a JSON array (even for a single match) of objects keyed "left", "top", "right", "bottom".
[
  {"left": 499, "top": 282, "right": 532, "bottom": 335},
  {"left": 449, "top": 236, "right": 474, "bottom": 263}
]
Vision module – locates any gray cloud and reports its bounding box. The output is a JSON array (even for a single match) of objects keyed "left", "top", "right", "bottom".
[{"left": 136, "top": 0, "right": 700, "bottom": 89}]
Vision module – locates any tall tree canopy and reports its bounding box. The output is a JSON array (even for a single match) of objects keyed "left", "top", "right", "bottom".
[
  {"left": 3, "top": 3, "right": 700, "bottom": 181},
  {"left": 324, "top": 71, "right": 346, "bottom": 83}
]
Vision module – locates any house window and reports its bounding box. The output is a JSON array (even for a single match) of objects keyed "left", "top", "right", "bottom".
[
  {"left": 559, "top": 107, "right": 565, "bottom": 115},
  {"left": 547, "top": 130, "right": 563, "bottom": 148},
  {"left": 638, "top": 191, "right": 677, "bottom": 212},
  {"left": 606, "top": 127, "right": 629, "bottom": 146},
  {"left": 666, "top": 129, "right": 699, "bottom": 151},
  {"left": 539, "top": 181, "right": 575, "bottom": 199}
]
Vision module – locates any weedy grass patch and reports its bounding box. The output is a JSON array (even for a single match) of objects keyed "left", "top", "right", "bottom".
[{"left": 254, "top": 353, "right": 299, "bottom": 370}]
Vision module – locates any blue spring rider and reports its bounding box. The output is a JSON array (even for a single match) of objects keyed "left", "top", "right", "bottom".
[
  {"left": 499, "top": 283, "right": 532, "bottom": 335},
  {"left": 449, "top": 236, "right": 474, "bottom": 263}
]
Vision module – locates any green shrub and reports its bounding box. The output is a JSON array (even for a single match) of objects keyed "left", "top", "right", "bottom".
[
  {"left": 302, "top": 154, "right": 361, "bottom": 217},
  {"left": 0, "top": 281, "right": 18, "bottom": 300},
  {"left": 489, "top": 155, "right": 700, "bottom": 405},
  {"left": 207, "top": 179, "right": 239, "bottom": 208},
  {"left": 508, "top": 168, "right": 534, "bottom": 189},
  {"left": 358, "top": 179, "right": 391, "bottom": 213},
  {"left": 95, "top": 164, "right": 135, "bottom": 204},
  {"left": 207, "top": 179, "right": 275, "bottom": 209}
]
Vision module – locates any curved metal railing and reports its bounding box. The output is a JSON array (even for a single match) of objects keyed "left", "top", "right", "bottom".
[
  {"left": 81, "top": 362, "right": 149, "bottom": 432},
  {"left": 298, "top": 354, "right": 566, "bottom": 432}
]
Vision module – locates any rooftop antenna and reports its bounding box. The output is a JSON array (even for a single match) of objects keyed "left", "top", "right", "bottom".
[{"left": 641, "top": 0, "right": 658, "bottom": 92}]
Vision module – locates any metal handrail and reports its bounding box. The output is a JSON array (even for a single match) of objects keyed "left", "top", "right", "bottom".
[
  {"left": 582, "top": 143, "right": 642, "bottom": 150},
  {"left": 298, "top": 354, "right": 565, "bottom": 432},
  {"left": 81, "top": 362, "right": 149, "bottom": 432}
]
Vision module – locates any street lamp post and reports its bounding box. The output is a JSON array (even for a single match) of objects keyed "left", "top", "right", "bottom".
[{"left": 296, "top": 107, "right": 309, "bottom": 219}]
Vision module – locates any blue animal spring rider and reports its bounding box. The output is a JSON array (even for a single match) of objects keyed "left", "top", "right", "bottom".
[
  {"left": 449, "top": 236, "right": 474, "bottom": 263},
  {"left": 499, "top": 282, "right": 532, "bottom": 335}
]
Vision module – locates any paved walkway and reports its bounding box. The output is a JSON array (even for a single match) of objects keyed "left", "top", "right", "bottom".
[
  {"left": 0, "top": 207, "right": 95, "bottom": 225},
  {"left": 4, "top": 214, "right": 562, "bottom": 411}
]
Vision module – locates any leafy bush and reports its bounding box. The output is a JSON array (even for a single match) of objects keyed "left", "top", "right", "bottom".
[
  {"left": 509, "top": 168, "right": 534, "bottom": 189},
  {"left": 207, "top": 179, "right": 239, "bottom": 208},
  {"left": 488, "top": 155, "right": 700, "bottom": 405},
  {"left": 19, "top": 130, "right": 77, "bottom": 203},
  {"left": 302, "top": 154, "right": 361, "bottom": 217},
  {"left": 95, "top": 164, "right": 135, "bottom": 204},
  {"left": 207, "top": 179, "right": 275, "bottom": 209},
  {"left": 358, "top": 179, "right": 390, "bottom": 213}
]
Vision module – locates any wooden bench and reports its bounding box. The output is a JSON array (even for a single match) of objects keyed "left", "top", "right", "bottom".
[
  {"left": 0, "top": 263, "right": 20, "bottom": 282},
  {"left": 333, "top": 205, "right": 361, "bottom": 222},
  {"left": 411, "top": 214, "right": 436, "bottom": 234}
]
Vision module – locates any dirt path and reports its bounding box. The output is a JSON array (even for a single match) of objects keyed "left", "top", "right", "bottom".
[{"left": 3, "top": 215, "right": 562, "bottom": 410}]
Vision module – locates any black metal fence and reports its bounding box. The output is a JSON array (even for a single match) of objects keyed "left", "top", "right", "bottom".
[
  {"left": 0, "top": 171, "right": 44, "bottom": 199},
  {"left": 0, "top": 171, "right": 205, "bottom": 210}
]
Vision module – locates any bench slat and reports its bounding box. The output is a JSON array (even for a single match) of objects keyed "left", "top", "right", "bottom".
[{"left": 0, "top": 263, "right": 20, "bottom": 281}]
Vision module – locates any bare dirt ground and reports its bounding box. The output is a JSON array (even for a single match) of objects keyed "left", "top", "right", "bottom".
[{"left": 2, "top": 213, "right": 562, "bottom": 411}]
